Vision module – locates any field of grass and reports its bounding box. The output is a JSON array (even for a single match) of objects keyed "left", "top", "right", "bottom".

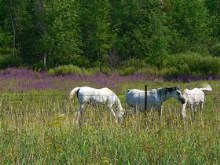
[{"left": 0, "top": 68, "right": 219, "bottom": 164}]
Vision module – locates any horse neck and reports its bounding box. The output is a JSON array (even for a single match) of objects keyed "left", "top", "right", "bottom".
[
  {"left": 162, "top": 94, "right": 172, "bottom": 102},
  {"left": 115, "top": 97, "right": 123, "bottom": 112},
  {"left": 159, "top": 89, "right": 173, "bottom": 102}
]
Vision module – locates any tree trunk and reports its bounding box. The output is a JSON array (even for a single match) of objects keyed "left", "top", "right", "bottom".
[{"left": 9, "top": 0, "right": 16, "bottom": 56}]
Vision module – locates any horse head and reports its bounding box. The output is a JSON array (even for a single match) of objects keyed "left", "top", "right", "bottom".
[
  {"left": 172, "top": 87, "right": 186, "bottom": 104},
  {"left": 163, "top": 87, "right": 186, "bottom": 104}
]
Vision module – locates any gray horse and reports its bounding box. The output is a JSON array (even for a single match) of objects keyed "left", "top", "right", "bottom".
[{"left": 125, "top": 87, "right": 186, "bottom": 120}]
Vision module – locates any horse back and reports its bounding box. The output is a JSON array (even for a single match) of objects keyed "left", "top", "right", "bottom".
[
  {"left": 183, "top": 88, "right": 205, "bottom": 103},
  {"left": 126, "top": 89, "right": 160, "bottom": 108}
]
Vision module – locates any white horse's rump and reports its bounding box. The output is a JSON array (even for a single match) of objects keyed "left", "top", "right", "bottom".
[
  {"left": 125, "top": 87, "right": 185, "bottom": 120},
  {"left": 181, "top": 84, "right": 212, "bottom": 119},
  {"left": 69, "top": 86, "right": 125, "bottom": 125}
]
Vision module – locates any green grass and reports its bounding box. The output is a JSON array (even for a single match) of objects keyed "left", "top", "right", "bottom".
[{"left": 0, "top": 81, "right": 219, "bottom": 164}]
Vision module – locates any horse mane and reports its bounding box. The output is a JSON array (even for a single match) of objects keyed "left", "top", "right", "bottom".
[
  {"left": 158, "top": 86, "right": 176, "bottom": 92},
  {"left": 158, "top": 87, "right": 179, "bottom": 96}
]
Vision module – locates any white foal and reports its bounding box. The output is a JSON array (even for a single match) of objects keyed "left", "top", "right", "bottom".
[
  {"left": 69, "top": 86, "right": 125, "bottom": 125},
  {"left": 181, "top": 84, "right": 212, "bottom": 119}
]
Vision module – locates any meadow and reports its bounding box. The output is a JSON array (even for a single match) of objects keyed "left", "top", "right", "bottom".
[{"left": 0, "top": 68, "right": 219, "bottom": 164}]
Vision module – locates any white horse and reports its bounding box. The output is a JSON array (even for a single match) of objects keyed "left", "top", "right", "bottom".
[
  {"left": 181, "top": 84, "right": 212, "bottom": 119},
  {"left": 69, "top": 86, "right": 125, "bottom": 125},
  {"left": 125, "top": 87, "right": 186, "bottom": 120}
]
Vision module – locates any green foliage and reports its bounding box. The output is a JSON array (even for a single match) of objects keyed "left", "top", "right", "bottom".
[
  {"left": 0, "top": 55, "right": 21, "bottom": 69},
  {"left": 163, "top": 53, "right": 220, "bottom": 76},
  {"left": 169, "top": 0, "right": 211, "bottom": 53},
  {"left": 111, "top": 0, "right": 170, "bottom": 64},
  {"left": 205, "top": 0, "right": 220, "bottom": 40},
  {"left": 48, "top": 65, "right": 84, "bottom": 75},
  {"left": 78, "top": 0, "right": 112, "bottom": 69},
  {"left": 135, "top": 66, "right": 160, "bottom": 76},
  {"left": 0, "top": 29, "right": 12, "bottom": 56},
  {"left": 43, "top": 0, "right": 83, "bottom": 67},
  {"left": 120, "top": 58, "right": 146, "bottom": 75},
  {"left": 209, "top": 43, "right": 220, "bottom": 56},
  {"left": 120, "top": 67, "right": 136, "bottom": 76},
  {"left": 0, "top": 0, "right": 220, "bottom": 73}
]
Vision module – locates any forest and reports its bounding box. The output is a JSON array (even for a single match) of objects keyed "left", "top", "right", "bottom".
[{"left": 0, "top": 0, "right": 220, "bottom": 75}]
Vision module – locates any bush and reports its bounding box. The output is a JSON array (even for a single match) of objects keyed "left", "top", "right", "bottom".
[
  {"left": 48, "top": 65, "right": 83, "bottom": 75},
  {"left": 121, "top": 58, "right": 146, "bottom": 70},
  {"left": 119, "top": 58, "right": 146, "bottom": 75},
  {"left": 120, "top": 67, "right": 136, "bottom": 76},
  {"left": 163, "top": 53, "right": 220, "bottom": 76},
  {"left": 135, "top": 66, "right": 160, "bottom": 75},
  {"left": 209, "top": 43, "right": 220, "bottom": 56},
  {"left": 47, "top": 65, "right": 111, "bottom": 76},
  {"left": 0, "top": 55, "right": 21, "bottom": 69}
]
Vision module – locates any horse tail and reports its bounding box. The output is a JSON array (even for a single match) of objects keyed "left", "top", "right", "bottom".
[
  {"left": 125, "top": 89, "right": 132, "bottom": 105},
  {"left": 69, "top": 87, "right": 81, "bottom": 101},
  {"left": 200, "top": 84, "right": 212, "bottom": 92}
]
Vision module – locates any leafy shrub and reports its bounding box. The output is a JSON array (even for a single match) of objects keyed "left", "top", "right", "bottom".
[
  {"left": 121, "top": 59, "right": 146, "bottom": 69},
  {"left": 32, "top": 61, "right": 46, "bottom": 71},
  {"left": 163, "top": 53, "right": 220, "bottom": 76},
  {"left": 0, "top": 55, "right": 21, "bottom": 69},
  {"left": 48, "top": 65, "right": 83, "bottom": 75},
  {"left": 85, "top": 68, "right": 100, "bottom": 75},
  {"left": 135, "top": 66, "right": 160, "bottom": 76},
  {"left": 101, "top": 67, "right": 112, "bottom": 75},
  {"left": 120, "top": 67, "right": 136, "bottom": 76},
  {"left": 209, "top": 43, "right": 220, "bottom": 56},
  {"left": 47, "top": 65, "right": 110, "bottom": 76},
  {"left": 119, "top": 58, "right": 146, "bottom": 75}
]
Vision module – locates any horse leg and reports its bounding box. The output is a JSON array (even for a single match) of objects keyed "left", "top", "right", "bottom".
[
  {"left": 76, "top": 104, "right": 85, "bottom": 126},
  {"left": 194, "top": 105, "right": 197, "bottom": 112},
  {"left": 189, "top": 104, "right": 194, "bottom": 123},
  {"left": 158, "top": 107, "right": 163, "bottom": 122},
  {"left": 193, "top": 105, "right": 197, "bottom": 119},
  {"left": 190, "top": 104, "right": 196, "bottom": 122},
  {"left": 133, "top": 104, "right": 138, "bottom": 114},
  {"left": 200, "top": 102, "right": 204, "bottom": 115},
  {"left": 199, "top": 102, "right": 204, "bottom": 123},
  {"left": 180, "top": 103, "right": 187, "bottom": 128},
  {"left": 181, "top": 103, "right": 187, "bottom": 120}
]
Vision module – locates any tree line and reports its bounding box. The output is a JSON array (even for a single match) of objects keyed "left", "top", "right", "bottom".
[{"left": 0, "top": 0, "right": 220, "bottom": 71}]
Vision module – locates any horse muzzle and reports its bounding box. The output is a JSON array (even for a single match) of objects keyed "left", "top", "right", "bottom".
[{"left": 180, "top": 97, "right": 186, "bottom": 104}]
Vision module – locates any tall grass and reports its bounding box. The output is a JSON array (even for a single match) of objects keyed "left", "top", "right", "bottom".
[
  {"left": 0, "top": 84, "right": 219, "bottom": 164},
  {"left": 0, "top": 67, "right": 218, "bottom": 164}
]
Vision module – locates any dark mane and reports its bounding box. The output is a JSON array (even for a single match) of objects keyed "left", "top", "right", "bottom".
[
  {"left": 158, "top": 87, "right": 180, "bottom": 95},
  {"left": 165, "top": 87, "right": 179, "bottom": 93}
]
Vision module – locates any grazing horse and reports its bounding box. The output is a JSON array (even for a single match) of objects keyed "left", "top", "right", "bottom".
[
  {"left": 181, "top": 84, "right": 212, "bottom": 119},
  {"left": 69, "top": 86, "right": 125, "bottom": 125},
  {"left": 125, "top": 87, "right": 186, "bottom": 120}
]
